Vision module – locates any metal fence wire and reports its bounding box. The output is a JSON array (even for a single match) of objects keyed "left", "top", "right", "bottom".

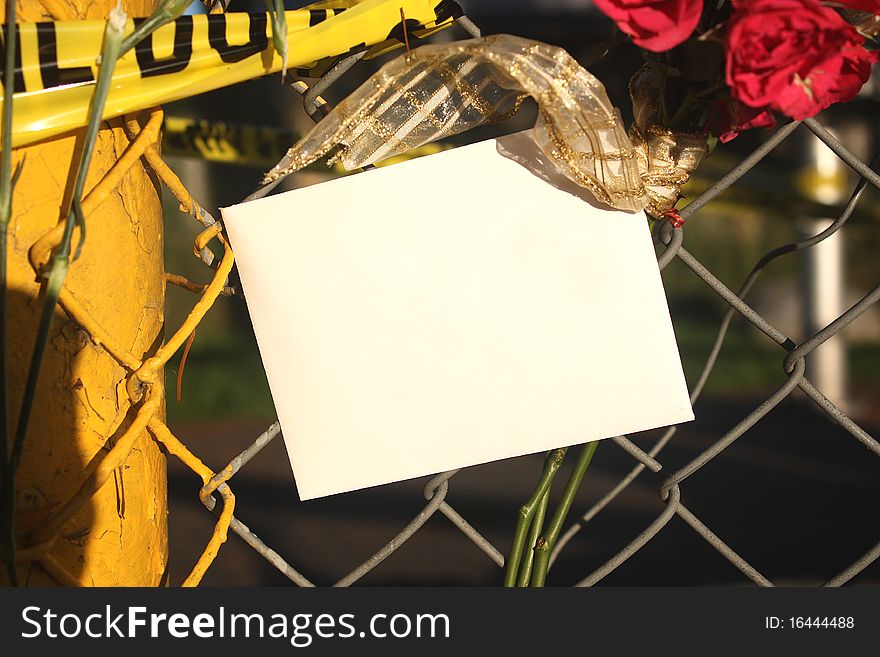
[{"left": 23, "top": 14, "right": 880, "bottom": 587}]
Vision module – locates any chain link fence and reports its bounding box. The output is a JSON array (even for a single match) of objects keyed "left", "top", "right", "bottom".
[{"left": 22, "top": 12, "right": 880, "bottom": 587}]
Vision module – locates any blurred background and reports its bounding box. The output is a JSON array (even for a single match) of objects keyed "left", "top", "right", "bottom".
[{"left": 159, "top": 0, "right": 880, "bottom": 585}]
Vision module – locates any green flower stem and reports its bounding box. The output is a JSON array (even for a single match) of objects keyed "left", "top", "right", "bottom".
[
  {"left": 4, "top": 10, "right": 127, "bottom": 587},
  {"left": 119, "top": 0, "right": 191, "bottom": 57},
  {"left": 668, "top": 92, "right": 699, "bottom": 132},
  {"left": 530, "top": 441, "right": 598, "bottom": 587},
  {"left": 667, "top": 81, "right": 723, "bottom": 133},
  {"left": 0, "top": 0, "right": 19, "bottom": 586},
  {"left": 266, "top": 0, "right": 288, "bottom": 78},
  {"left": 515, "top": 486, "right": 549, "bottom": 587},
  {"left": 0, "top": 0, "right": 18, "bottom": 468},
  {"left": 693, "top": 81, "right": 725, "bottom": 99},
  {"left": 583, "top": 26, "right": 627, "bottom": 69},
  {"left": 503, "top": 447, "right": 567, "bottom": 587}
]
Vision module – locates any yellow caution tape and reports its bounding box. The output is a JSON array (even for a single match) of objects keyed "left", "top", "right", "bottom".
[
  {"left": 1, "top": 0, "right": 462, "bottom": 148},
  {"left": 163, "top": 115, "right": 297, "bottom": 166},
  {"left": 162, "top": 114, "right": 449, "bottom": 168}
]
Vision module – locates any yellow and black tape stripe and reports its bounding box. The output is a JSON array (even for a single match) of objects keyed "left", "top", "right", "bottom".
[
  {"left": 163, "top": 115, "right": 298, "bottom": 167},
  {"left": 162, "top": 115, "right": 450, "bottom": 169},
  {"left": 0, "top": 0, "right": 462, "bottom": 148}
]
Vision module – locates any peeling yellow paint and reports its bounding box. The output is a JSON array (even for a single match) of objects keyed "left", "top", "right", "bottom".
[{"left": 2, "top": 0, "right": 167, "bottom": 588}]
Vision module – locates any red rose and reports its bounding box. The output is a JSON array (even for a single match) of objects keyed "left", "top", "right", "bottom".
[
  {"left": 593, "top": 0, "right": 703, "bottom": 51},
  {"left": 710, "top": 100, "right": 777, "bottom": 142},
  {"left": 726, "top": 0, "right": 877, "bottom": 120}
]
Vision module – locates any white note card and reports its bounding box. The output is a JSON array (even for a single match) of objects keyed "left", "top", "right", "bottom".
[{"left": 221, "top": 131, "right": 693, "bottom": 500}]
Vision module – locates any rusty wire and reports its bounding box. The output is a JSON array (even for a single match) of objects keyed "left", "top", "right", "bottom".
[
  {"left": 20, "top": 11, "right": 880, "bottom": 588},
  {"left": 15, "top": 105, "right": 236, "bottom": 588}
]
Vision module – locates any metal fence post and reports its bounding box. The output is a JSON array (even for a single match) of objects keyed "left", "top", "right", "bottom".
[{"left": 2, "top": 0, "right": 168, "bottom": 587}]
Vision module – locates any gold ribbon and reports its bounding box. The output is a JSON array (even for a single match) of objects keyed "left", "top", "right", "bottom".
[
  {"left": 629, "top": 65, "right": 708, "bottom": 217},
  {"left": 265, "top": 35, "right": 707, "bottom": 217}
]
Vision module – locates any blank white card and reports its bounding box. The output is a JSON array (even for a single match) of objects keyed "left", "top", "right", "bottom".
[{"left": 221, "top": 131, "right": 693, "bottom": 500}]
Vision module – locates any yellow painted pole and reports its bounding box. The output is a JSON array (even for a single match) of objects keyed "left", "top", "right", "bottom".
[{"left": 2, "top": 0, "right": 167, "bottom": 586}]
